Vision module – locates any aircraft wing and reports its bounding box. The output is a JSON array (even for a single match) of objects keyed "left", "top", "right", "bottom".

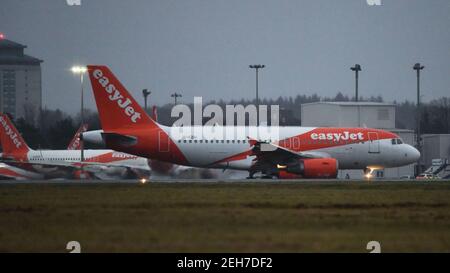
[
  {"left": 0, "top": 163, "right": 43, "bottom": 180},
  {"left": 0, "top": 172, "right": 22, "bottom": 180},
  {"left": 248, "top": 139, "right": 331, "bottom": 175},
  {"left": 0, "top": 159, "right": 150, "bottom": 179},
  {"left": 77, "top": 161, "right": 151, "bottom": 173},
  {"left": 1, "top": 160, "right": 81, "bottom": 178},
  {"left": 250, "top": 139, "right": 330, "bottom": 160},
  {"left": 0, "top": 166, "right": 25, "bottom": 180}
]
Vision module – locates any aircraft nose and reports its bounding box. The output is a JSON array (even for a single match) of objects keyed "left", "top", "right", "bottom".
[{"left": 408, "top": 145, "right": 421, "bottom": 163}]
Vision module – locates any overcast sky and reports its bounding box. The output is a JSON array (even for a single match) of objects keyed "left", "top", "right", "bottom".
[{"left": 1, "top": 0, "right": 449, "bottom": 114}]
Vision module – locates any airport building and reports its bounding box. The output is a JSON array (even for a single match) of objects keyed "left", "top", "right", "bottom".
[
  {"left": 422, "top": 134, "right": 450, "bottom": 167},
  {"left": 301, "top": 101, "right": 416, "bottom": 178},
  {"left": 0, "top": 36, "right": 42, "bottom": 123}
]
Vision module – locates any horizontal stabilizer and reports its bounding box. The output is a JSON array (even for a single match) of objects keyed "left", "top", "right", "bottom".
[{"left": 101, "top": 132, "right": 138, "bottom": 147}]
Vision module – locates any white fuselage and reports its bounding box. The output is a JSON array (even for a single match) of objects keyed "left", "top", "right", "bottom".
[
  {"left": 84, "top": 126, "right": 420, "bottom": 172},
  {"left": 11, "top": 149, "right": 150, "bottom": 179},
  {"left": 160, "top": 126, "right": 419, "bottom": 170}
]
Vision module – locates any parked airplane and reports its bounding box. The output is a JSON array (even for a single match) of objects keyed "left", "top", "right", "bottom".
[
  {"left": 84, "top": 65, "right": 420, "bottom": 179},
  {"left": 0, "top": 113, "right": 151, "bottom": 180},
  {"left": 0, "top": 123, "right": 85, "bottom": 180}
]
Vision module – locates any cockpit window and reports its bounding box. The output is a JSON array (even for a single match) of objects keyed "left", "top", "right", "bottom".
[{"left": 391, "top": 138, "right": 403, "bottom": 145}]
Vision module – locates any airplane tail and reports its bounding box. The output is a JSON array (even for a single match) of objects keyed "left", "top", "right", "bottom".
[
  {"left": 87, "top": 65, "right": 159, "bottom": 131},
  {"left": 0, "top": 114, "right": 31, "bottom": 156},
  {"left": 86, "top": 65, "right": 188, "bottom": 165},
  {"left": 67, "top": 124, "right": 88, "bottom": 150}
]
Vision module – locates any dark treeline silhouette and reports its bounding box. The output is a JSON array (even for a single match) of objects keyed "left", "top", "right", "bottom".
[
  {"left": 156, "top": 92, "right": 383, "bottom": 126},
  {"left": 5, "top": 93, "right": 450, "bottom": 150}
]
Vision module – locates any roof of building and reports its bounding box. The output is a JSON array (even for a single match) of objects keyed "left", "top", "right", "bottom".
[
  {"left": 302, "top": 101, "right": 396, "bottom": 107},
  {"left": 0, "top": 38, "right": 42, "bottom": 65},
  {"left": 385, "top": 128, "right": 415, "bottom": 133},
  {"left": 422, "top": 134, "right": 450, "bottom": 138},
  {"left": 0, "top": 39, "right": 27, "bottom": 49}
]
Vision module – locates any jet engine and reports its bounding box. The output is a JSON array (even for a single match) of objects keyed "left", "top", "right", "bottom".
[{"left": 283, "top": 158, "right": 338, "bottom": 178}]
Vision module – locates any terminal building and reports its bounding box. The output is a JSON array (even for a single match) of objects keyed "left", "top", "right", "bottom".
[
  {"left": 0, "top": 35, "right": 42, "bottom": 123},
  {"left": 301, "top": 101, "right": 416, "bottom": 179}
]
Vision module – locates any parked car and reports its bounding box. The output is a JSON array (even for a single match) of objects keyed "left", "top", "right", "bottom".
[{"left": 416, "top": 173, "right": 441, "bottom": 180}]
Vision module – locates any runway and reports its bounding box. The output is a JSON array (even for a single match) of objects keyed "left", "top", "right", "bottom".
[{"left": 1, "top": 178, "right": 448, "bottom": 184}]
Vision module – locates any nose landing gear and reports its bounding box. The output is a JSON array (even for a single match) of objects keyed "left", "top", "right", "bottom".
[
  {"left": 364, "top": 167, "right": 375, "bottom": 180},
  {"left": 364, "top": 167, "right": 384, "bottom": 180}
]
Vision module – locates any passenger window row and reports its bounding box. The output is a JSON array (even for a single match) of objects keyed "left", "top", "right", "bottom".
[
  {"left": 30, "top": 158, "right": 85, "bottom": 161},
  {"left": 176, "top": 139, "right": 365, "bottom": 145},
  {"left": 178, "top": 139, "right": 247, "bottom": 144}
]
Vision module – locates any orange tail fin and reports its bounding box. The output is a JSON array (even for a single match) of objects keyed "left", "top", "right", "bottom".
[
  {"left": 87, "top": 65, "right": 158, "bottom": 131},
  {"left": 0, "top": 114, "right": 31, "bottom": 155},
  {"left": 67, "top": 124, "right": 88, "bottom": 150}
]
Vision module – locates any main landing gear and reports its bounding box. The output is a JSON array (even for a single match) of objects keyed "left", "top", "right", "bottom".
[{"left": 246, "top": 171, "right": 276, "bottom": 179}]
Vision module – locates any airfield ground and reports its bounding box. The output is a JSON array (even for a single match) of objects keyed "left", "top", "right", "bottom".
[{"left": 0, "top": 180, "right": 449, "bottom": 252}]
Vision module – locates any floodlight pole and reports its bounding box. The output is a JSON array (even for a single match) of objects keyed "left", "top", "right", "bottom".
[
  {"left": 413, "top": 62, "right": 425, "bottom": 175},
  {"left": 71, "top": 66, "right": 87, "bottom": 164},
  {"left": 143, "top": 89, "right": 151, "bottom": 112},
  {"left": 350, "top": 64, "right": 361, "bottom": 102},
  {"left": 171, "top": 92, "right": 182, "bottom": 105},
  {"left": 249, "top": 64, "right": 265, "bottom": 125}
]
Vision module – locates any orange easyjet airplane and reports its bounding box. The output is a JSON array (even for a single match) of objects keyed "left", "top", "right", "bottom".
[
  {"left": 0, "top": 114, "right": 151, "bottom": 180},
  {"left": 83, "top": 65, "right": 420, "bottom": 179},
  {"left": 0, "top": 123, "right": 86, "bottom": 180}
]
